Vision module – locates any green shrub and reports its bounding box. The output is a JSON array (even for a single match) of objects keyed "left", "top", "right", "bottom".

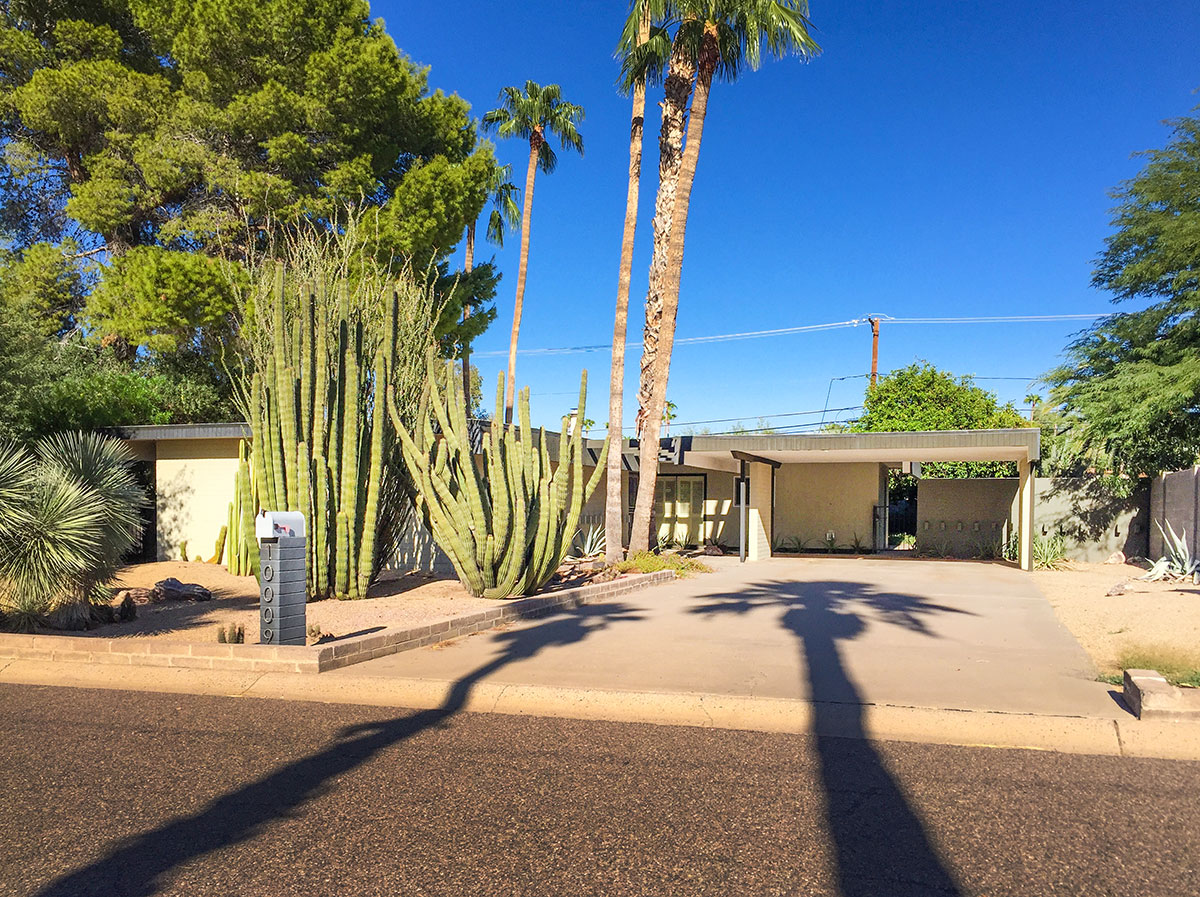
[
  {"left": 1033, "top": 534, "right": 1069, "bottom": 570},
  {"left": 615, "top": 551, "right": 712, "bottom": 577}
]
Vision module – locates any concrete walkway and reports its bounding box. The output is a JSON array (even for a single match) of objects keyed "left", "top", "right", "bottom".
[{"left": 336, "top": 556, "right": 1118, "bottom": 718}]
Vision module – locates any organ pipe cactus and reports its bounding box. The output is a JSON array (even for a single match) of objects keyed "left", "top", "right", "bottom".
[
  {"left": 232, "top": 251, "right": 432, "bottom": 600},
  {"left": 392, "top": 358, "right": 608, "bottom": 599}
]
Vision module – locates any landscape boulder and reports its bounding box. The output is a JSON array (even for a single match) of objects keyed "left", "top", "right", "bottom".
[
  {"left": 108, "top": 591, "right": 138, "bottom": 621},
  {"left": 153, "top": 578, "right": 213, "bottom": 603},
  {"left": 113, "top": 587, "right": 157, "bottom": 606}
]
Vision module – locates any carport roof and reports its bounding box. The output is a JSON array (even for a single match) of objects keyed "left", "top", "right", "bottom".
[{"left": 672, "top": 428, "right": 1039, "bottom": 471}]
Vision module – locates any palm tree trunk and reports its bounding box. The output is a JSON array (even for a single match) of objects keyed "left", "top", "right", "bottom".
[
  {"left": 505, "top": 134, "right": 542, "bottom": 425},
  {"left": 605, "top": 11, "right": 652, "bottom": 565},
  {"left": 628, "top": 32, "right": 696, "bottom": 553},
  {"left": 462, "top": 220, "right": 475, "bottom": 411}
]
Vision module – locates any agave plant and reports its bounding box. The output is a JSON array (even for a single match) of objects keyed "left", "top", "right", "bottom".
[
  {"left": 0, "top": 433, "right": 146, "bottom": 631},
  {"left": 575, "top": 525, "right": 606, "bottom": 558},
  {"left": 1141, "top": 520, "right": 1199, "bottom": 583}
]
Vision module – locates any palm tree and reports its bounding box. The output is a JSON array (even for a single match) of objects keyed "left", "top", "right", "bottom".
[
  {"left": 461, "top": 154, "right": 521, "bottom": 405},
  {"left": 605, "top": 2, "right": 663, "bottom": 565},
  {"left": 627, "top": 1, "right": 819, "bottom": 552},
  {"left": 483, "top": 81, "right": 585, "bottom": 424}
]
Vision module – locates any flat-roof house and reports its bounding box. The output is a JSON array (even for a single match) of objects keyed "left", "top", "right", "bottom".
[{"left": 119, "top": 424, "right": 1047, "bottom": 571}]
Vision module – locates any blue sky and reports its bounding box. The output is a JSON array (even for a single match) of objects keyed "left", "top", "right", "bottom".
[{"left": 379, "top": 0, "right": 1198, "bottom": 432}]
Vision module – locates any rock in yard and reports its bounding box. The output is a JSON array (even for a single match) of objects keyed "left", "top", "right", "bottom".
[
  {"left": 114, "top": 587, "right": 157, "bottom": 605},
  {"left": 1106, "top": 581, "right": 1128, "bottom": 597},
  {"left": 108, "top": 591, "right": 137, "bottom": 621},
  {"left": 153, "top": 577, "right": 213, "bottom": 602},
  {"left": 1104, "top": 550, "right": 1127, "bottom": 565}
]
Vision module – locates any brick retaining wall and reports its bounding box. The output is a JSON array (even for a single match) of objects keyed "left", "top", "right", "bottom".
[{"left": 0, "top": 570, "right": 676, "bottom": 675}]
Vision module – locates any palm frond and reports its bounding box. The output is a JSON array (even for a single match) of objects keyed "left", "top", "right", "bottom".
[
  {"left": 484, "top": 81, "right": 585, "bottom": 167},
  {"left": 0, "top": 441, "right": 34, "bottom": 543},
  {"left": 537, "top": 141, "right": 559, "bottom": 175}
]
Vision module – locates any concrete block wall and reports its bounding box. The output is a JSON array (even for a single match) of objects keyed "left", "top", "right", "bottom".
[
  {"left": 1150, "top": 468, "right": 1200, "bottom": 559},
  {"left": 1036, "top": 477, "right": 1149, "bottom": 562},
  {"left": 917, "top": 478, "right": 1017, "bottom": 557},
  {"left": 917, "top": 476, "right": 1150, "bottom": 562}
]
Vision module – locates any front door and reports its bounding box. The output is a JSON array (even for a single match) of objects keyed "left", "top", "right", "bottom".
[{"left": 654, "top": 475, "right": 705, "bottom": 547}]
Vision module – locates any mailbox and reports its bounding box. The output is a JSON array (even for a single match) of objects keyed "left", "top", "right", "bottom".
[{"left": 255, "top": 510, "right": 306, "bottom": 646}]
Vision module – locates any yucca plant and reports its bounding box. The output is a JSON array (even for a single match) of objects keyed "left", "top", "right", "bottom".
[
  {"left": 1033, "top": 533, "right": 1070, "bottom": 571},
  {"left": 0, "top": 433, "right": 147, "bottom": 631}
]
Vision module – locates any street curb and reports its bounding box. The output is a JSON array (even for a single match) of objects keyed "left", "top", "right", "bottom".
[
  {"left": 0, "top": 570, "right": 675, "bottom": 675},
  {"left": 5, "top": 660, "right": 1200, "bottom": 762},
  {"left": 1123, "top": 669, "right": 1200, "bottom": 720}
]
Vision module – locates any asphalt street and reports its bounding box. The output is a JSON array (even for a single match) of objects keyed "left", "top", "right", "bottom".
[{"left": 1, "top": 684, "right": 1197, "bottom": 897}]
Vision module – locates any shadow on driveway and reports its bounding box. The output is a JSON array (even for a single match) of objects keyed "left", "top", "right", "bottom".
[{"left": 691, "top": 579, "right": 973, "bottom": 896}]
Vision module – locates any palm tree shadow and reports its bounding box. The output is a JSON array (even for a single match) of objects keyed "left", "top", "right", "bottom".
[
  {"left": 34, "top": 601, "right": 644, "bottom": 897},
  {"left": 691, "top": 579, "right": 972, "bottom": 896}
]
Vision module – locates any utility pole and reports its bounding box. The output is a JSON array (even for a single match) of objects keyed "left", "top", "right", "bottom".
[{"left": 868, "top": 317, "right": 880, "bottom": 388}]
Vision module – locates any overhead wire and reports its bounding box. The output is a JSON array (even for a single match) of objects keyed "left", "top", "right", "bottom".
[{"left": 472, "top": 312, "right": 1109, "bottom": 359}]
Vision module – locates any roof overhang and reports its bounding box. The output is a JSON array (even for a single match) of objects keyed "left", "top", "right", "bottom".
[
  {"left": 116, "top": 423, "right": 251, "bottom": 442},
  {"left": 676, "top": 429, "right": 1040, "bottom": 473}
]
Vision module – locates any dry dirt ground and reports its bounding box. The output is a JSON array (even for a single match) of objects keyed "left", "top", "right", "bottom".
[
  {"left": 67, "top": 561, "right": 495, "bottom": 644},
  {"left": 1033, "top": 561, "right": 1200, "bottom": 678}
]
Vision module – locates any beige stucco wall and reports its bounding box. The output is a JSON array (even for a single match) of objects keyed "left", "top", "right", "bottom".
[
  {"left": 747, "top": 462, "right": 773, "bottom": 560},
  {"left": 154, "top": 438, "right": 241, "bottom": 561},
  {"left": 774, "top": 462, "right": 884, "bottom": 550}
]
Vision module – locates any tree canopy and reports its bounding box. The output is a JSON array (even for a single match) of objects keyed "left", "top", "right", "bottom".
[
  {"left": 1047, "top": 107, "right": 1200, "bottom": 477},
  {"left": 0, "top": 0, "right": 502, "bottom": 436},
  {"left": 853, "top": 362, "right": 1030, "bottom": 477}
]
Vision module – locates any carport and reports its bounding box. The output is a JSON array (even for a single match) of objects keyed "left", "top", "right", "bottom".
[{"left": 668, "top": 429, "right": 1041, "bottom": 571}]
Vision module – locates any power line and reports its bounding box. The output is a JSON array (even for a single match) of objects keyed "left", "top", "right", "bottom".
[
  {"left": 472, "top": 312, "right": 1107, "bottom": 358},
  {"left": 584, "top": 405, "right": 865, "bottom": 435},
  {"left": 878, "top": 314, "right": 1104, "bottom": 325}
]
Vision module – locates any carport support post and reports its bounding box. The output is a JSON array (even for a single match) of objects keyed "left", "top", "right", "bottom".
[
  {"left": 1018, "top": 458, "right": 1034, "bottom": 572},
  {"left": 738, "top": 460, "right": 747, "bottom": 563}
]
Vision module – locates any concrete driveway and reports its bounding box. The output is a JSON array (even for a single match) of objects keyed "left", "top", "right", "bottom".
[{"left": 336, "top": 557, "right": 1117, "bottom": 717}]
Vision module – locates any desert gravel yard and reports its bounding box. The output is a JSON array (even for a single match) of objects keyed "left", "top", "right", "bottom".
[
  {"left": 68, "top": 561, "right": 494, "bottom": 643},
  {"left": 1033, "top": 561, "right": 1200, "bottom": 682}
]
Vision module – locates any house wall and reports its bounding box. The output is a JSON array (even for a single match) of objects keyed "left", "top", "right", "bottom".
[
  {"left": 747, "top": 462, "right": 773, "bottom": 560},
  {"left": 153, "top": 438, "right": 241, "bottom": 562},
  {"left": 774, "top": 462, "right": 883, "bottom": 550}
]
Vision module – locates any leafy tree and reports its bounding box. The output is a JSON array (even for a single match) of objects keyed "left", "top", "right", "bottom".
[
  {"left": 483, "top": 80, "right": 585, "bottom": 424},
  {"left": 0, "top": 0, "right": 499, "bottom": 414},
  {"left": 854, "top": 362, "right": 1031, "bottom": 478},
  {"left": 626, "top": 0, "right": 818, "bottom": 552},
  {"left": 1047, "top": 108, "right": 1200, "bottom": 476},
  {"left": 0, "top": 240, "right": 89, "bottom": 336}
]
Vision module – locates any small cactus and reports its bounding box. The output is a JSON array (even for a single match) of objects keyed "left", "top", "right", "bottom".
[{"left": 216, "top": 623, "right": 246, "bottom": 644}]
